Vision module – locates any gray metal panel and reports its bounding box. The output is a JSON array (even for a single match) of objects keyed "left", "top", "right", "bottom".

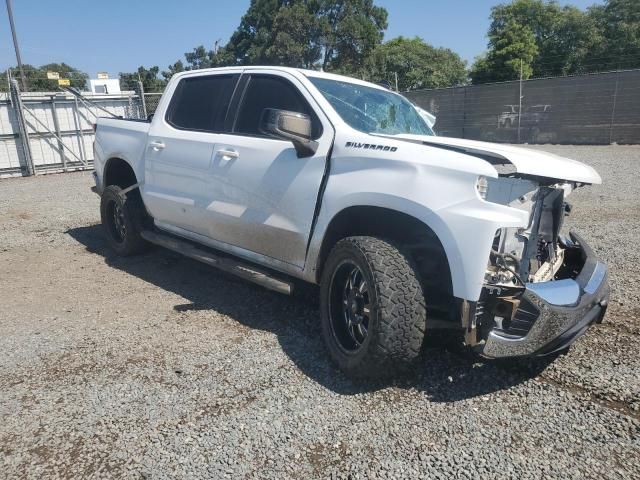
[{"left": 0, "top": 91, "right": 142, "bottom": 177}]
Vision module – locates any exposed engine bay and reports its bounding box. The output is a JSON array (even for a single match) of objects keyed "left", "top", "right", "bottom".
[
  {"left": 486, "top": 177, "right": 574, "bottom": 286},
  {"left": 467, "top": 175, "right": 592, "bottom": 346}
]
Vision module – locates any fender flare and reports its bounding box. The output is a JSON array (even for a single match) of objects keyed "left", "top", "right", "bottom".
[{"left": 305, "top": 195, "right": 468, "bottom": 299}]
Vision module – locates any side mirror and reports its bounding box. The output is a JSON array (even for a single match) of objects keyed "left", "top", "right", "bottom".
[{"left": 260, "top": 108, "right": 319, "bottom": 157}]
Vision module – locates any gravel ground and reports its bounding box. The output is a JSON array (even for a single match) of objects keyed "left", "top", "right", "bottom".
[{"left": 0, "top": 145, "right": 639, "bottom": 479}]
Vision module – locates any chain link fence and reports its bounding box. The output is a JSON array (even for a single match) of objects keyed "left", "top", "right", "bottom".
[
  {"left": 143, "top": 93, "right": 162, "bottom": 116},
  {"left": 405, "top": 69, "right": 640, "bottom": 145}
]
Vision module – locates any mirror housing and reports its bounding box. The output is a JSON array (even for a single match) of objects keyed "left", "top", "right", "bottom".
[{"left": 260, "top": 108, "right": 319, "bottom": 157}]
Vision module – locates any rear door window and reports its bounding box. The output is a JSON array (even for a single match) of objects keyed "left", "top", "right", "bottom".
[{"left": 166, "top": 74, "right": 239, "bottom": 132}]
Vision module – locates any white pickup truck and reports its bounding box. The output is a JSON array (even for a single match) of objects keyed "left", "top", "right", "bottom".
[{"left": 93, "top": 67, "right": 609, "bottom": 377}]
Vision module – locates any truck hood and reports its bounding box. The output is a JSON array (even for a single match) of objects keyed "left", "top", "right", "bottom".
[{"left": 377, "top": 134, "right": 602, "bottom": 184}]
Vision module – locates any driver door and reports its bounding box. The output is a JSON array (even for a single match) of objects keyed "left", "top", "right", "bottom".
[{"left": 202, "top": 71, "right": 334, "bottom": 268}]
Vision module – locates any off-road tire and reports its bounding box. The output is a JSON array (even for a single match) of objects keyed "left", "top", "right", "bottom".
[
  {"left": 320, "top": 236, "right": 427, "bottom": 378},
  {"left": 100, "top": 185, "right": 149, "bottom": 256}
]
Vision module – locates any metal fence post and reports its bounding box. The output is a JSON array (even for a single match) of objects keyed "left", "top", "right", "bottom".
[
  {"left": 50, "top": 94, "right": 67, "bottom": 171},
  {"left": 462, "top": 86, "right": 467, "bottom": 139},
  {"left": 9, "top": 78, "right": 35, "bottom": 176},
  {"left": 72, "top": 95, "right": 87, "bottom": 164},
  {"left": 127, "top": 94, "right": 133, "bottom": 118},
  {"left": 609, "top": 69, "right": 620, "bottom": 145},
  {"left": 517, "top": 59, "right": 523, "bottom": 144},
  {"left": 137, "top": 81, "right": 147, "bottom": 119}
]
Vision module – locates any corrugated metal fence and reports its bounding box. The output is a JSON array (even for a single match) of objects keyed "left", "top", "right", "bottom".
[
  {"left": 404, "top": 69, "right": 640, "bottom": 145},
  {"left": 0, "top": 81, "right": 144, "bottom": 178}
]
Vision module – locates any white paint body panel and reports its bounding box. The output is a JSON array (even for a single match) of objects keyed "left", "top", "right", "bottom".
[
  {"left": 389, "top": 134, "right": 602, "bottom": 184},
  {"left": 302, "top": 128, "right": 529, "bottom": 301},
  {"left": 94, "top": 66, "right": 602, "bottom": 302}
]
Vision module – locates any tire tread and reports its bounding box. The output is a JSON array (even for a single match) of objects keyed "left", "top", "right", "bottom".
[{"left": 320, "top": 236, "right": 427, "bottom": 377}]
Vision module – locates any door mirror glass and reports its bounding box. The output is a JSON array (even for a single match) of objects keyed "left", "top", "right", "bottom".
[{"left": 260, "top": 108, "right": 318, "bottom": 157}]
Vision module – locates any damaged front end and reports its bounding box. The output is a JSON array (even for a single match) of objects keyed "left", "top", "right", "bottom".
[{"left": 464, "top": 176, "right": 610, "bottom": 358}]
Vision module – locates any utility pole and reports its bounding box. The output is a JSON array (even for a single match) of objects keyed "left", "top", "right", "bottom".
[
  {"left": 5, "top": 0, "right": 27, "bottom": 91},
  {"left": 517, "top": 59, "right": 523, "bottom": 144}
]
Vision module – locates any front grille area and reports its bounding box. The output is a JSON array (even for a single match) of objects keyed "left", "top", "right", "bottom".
[
  {"left": 476, "top": 288, "right": 540, "bottom": 340},
  {"left": 498, "top": 296, "right": 539, "bottom": 337}
]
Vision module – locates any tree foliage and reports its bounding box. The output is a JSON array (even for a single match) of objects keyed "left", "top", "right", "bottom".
[
  {"left": 226, "top": 0, "right": 289, "bottom": 65},
  {"left": 225, "top": 0, "right": 387, "bottom": 74},
  {"left": 116, "top": 0, "right": 640, "bottom": 91},
  {"left": 264, "top": 2, "right": 327, "bottom": 68},
  {"left": 471, "top": 0, "right": 640, "bottom": 84},
  {"left": 4, "top": 0, "right": 640, "bottom": 94},
  {"left": 471, "top": 19, "right": 539, "bottom": 83},
  {"left": 587, "top": 0, "right": 640, "bottom": 70},
  {"left": 119, "top": 66, "right": 166, "bottom": 92},
  {"left": 368, "top": 37, "right": 467, "bottom": 90},
  {"left": 162, "top": 60, "right": 185, "bottom": 82},
  {"left": 318, "top": 0, "right": 388, "bottom": 74},
  {"left": 0, "top": 63, "right": 88, "bottom": 92}
]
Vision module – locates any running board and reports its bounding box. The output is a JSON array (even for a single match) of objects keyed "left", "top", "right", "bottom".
[{"left": 140, "top": 230, "right": 293, "bottom": 295}]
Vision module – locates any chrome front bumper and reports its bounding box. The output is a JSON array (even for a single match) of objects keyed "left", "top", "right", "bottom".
[{"left": 481, "top": 232, "right": 609, "bottom": 358}]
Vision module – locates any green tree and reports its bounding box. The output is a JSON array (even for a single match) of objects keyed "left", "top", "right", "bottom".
[
  {"left": 40, "top": 63, "right": 89, "bottom": 90},
  {"left": 184, "top": 46, "right": 213, "bottom": 69},
  {"left": 470, "top": 19, "right": 538, "bottom": 83},
  {"left": 119, "top": 66, "right": 166, "bottom": 93},
  {"left": 224, "top": 0, "right": 387, "bottom": 74},
  {"left": 183, "top": 45, "right": 233, "bottom": 70},
  {"left": 367, "top": 37, "right": 467, "bottom": 90},
  {"left": 226, "top": 0, "right": 289, "bottom": 65},
  {"left": 159, "top": 43, "right": 236, "bottom": 83},
  {"left": 317, "top": 0, "right": 388, "bottom": 74},
  {"left": 470, "top": 0, "right": 605, "bottom": 83},
  {"left": 1, "top": 63, "right": 88, "bottom": 92},
  {"left": 536, "top": 5, "right": 602, "bottom": 75},
  {"left": 587, "top": 0, "right": 640, "bottom": 70},
  {"left": 161, "top": 60, "right": 185, "bottom": 82},
  {"left": 265, "top": 2, "right": 328, "bottom": 67}
]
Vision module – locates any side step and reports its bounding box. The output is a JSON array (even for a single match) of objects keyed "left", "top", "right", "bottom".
[{"left": 140, "top": 230, "right": 294, "bottom": 295}]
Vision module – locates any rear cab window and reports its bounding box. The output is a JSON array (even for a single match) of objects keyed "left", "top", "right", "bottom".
[{"left": 166, "top": 74, "right": 239, "bottom": 132}]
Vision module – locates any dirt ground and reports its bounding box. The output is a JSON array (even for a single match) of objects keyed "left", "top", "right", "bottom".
[{"left": 1, "top": 145, "right": 639, "bottom": 479}]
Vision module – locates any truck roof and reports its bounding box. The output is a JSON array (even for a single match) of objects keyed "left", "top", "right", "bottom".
[{"left": 171, "top": 66, "right": 390, "bottom": 93}]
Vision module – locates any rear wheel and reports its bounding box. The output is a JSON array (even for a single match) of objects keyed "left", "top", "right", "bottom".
[
  {"left": 320, "top": 236, "right": 427, "bottom": 378},
  {"left": 100, "top": 185, "right": 149, "bottom": 256}
]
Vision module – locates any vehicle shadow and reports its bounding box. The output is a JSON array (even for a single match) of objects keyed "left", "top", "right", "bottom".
[{"left": 67, "top": 224, "right": 556, "bottom": 402}]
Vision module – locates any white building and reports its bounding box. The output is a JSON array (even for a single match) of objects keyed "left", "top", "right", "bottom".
[{"left": 87, "top": 78, "right": 121, "bottom": 94}]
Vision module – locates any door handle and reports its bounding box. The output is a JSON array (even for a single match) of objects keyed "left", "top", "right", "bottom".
[
  {"left": 217, "top": 149, "right": 239, "bottom": 159},
  {"left": 149, "top": 141, "right": 165, "bottom": 151}
]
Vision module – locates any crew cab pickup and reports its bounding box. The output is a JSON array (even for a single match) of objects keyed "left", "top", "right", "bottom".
[{"left": 93, "top": 67, "right": 609, "bottom": 377}]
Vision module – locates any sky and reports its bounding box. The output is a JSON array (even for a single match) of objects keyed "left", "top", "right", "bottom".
[{"left": 0, "top": 0, "right": 603, "bottom": 77}]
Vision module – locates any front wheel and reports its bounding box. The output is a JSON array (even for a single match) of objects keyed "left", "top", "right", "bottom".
[{"left": 320, "top": 236, "right": 427, "bottom": 378}]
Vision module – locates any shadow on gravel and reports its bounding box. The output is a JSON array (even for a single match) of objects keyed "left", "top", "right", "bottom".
[{"left": 67, "top": 224, "right": 556, "bottom": 402}]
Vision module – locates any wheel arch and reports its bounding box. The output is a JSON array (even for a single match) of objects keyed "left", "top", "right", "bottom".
[
  {"left": 313, "top": 205, "right": 459, "bottom": 322},
  {"left": 103, "top": 157, "right": 138, "bottom": 189}
]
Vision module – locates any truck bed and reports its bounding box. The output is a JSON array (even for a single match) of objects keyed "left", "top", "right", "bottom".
[{"left": 94, "top": 117, "right": 151, "bottom": 189}]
